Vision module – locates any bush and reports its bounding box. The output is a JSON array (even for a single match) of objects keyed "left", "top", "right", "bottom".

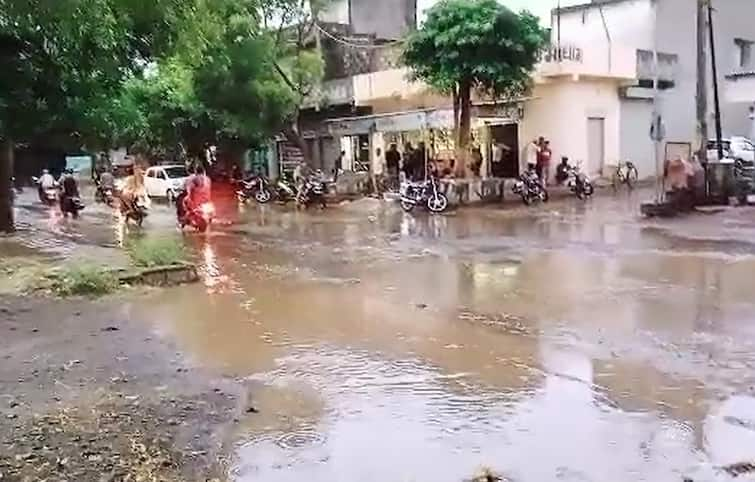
[
  {"left": 128, "top": 237, "right": 186, "bottom": 268},
  {"left": 54, "top": 265, "right": 120, "bottom": 297}
]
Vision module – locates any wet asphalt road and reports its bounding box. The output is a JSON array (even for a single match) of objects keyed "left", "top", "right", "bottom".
[{"left": 7, "top": 186, "right": 755, "bottom": 481}]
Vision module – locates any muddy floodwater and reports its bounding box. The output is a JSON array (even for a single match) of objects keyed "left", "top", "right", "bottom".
[{"left": 11, "top": 189, "right": 755, "bottom": 481}]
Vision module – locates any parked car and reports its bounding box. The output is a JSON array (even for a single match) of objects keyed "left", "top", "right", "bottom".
[
  {"left": 707, "top": 137, "right": 755, "bottom": 164},
  {"left": 144, "top": 165, "right": 190, "bottom": 203}
]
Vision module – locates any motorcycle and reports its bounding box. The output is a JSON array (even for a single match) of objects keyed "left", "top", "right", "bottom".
[
  {"left": 512, "top": 170, "right": 549, "bottom": 205},
  {"left": 95, "top": 182, "right": 115, "bottom": 206},
  {"left": 121, "top": 195, "right": 149, "bottom": 227},
  {"left": 296, "top": 174, "right": 327, "bottom": 209},
  {"left": 565, "top": 163, "right": 594, "bottom": 200},
  {"left": 400, "top": 177, "right": 449, "bottom": 213},
  {"left": 236, "top": 175, "right": 273, "bottom": 204},
  {"left": 274, "top": 176, "right": 298, "bottom": 203},
  {"left": 60, "top": 194, "right": 84, "bottom": 218},
  {"left": 32, "top": 176, "right": 59, "bottom": 205}
]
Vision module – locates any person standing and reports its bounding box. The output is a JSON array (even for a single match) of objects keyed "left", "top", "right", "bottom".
[
  {"left": 403, "top": 143, "right": 415, "bottom": 180},
  {"left": 333, "top": 151, "right": 345, "bottom": 182},
  {"left": 385, "top": 144, "right": 401, "bottom": 189},
  {"left": 537, "top": 139, "right": 552, "bottom": 185},
  {"left": 525, "top": 138, "right": 540, "bottom": 172}
]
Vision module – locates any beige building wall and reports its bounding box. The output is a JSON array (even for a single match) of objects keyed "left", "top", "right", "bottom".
[{"left": 523, "top": 79, "right": 622, "bottom": 176}]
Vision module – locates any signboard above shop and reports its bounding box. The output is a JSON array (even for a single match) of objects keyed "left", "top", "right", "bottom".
[{"left": 541, "top": 44, "right": 584, "bottom": 63}]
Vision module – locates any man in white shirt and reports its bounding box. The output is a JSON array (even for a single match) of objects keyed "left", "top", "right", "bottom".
[{"left": 525, "top": 138, "right": 540, "bottom": 170}]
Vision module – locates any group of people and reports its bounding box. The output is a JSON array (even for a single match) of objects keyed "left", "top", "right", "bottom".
[{"left": 525, "top": 137, "right": 553, "bottom": 185}]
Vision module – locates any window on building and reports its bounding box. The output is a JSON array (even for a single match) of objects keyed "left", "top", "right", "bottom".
[
  {"left": 735, "top": 38, "right": 754, "bottom": 69},
  {"left": 636, "top": 50, "right": 678, "bottom": 90}
]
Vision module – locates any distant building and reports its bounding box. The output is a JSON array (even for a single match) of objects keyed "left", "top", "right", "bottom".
[
  {"left": 283, "top": 0, "right": 755, "bottom": 184},
  {"left": 552, "top": 0, "right": 755, "bottom": 176}
]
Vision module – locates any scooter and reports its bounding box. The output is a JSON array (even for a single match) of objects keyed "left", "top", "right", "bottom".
[
  {"left": 565, "top": 163, "right": 594, "bottom": 200},
  {"left": 177, "top": 190, "right": 214, "bottom": 233},
  {"left": 400, "top": 176, "right": 449, "bottom": 213},
  {"left": 32, "top": 177, "right": 59, "bottom": 206}
]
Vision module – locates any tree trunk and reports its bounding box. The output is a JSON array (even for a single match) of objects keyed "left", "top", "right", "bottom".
[
  {"left": 455, "top": 79, "right": 472, "bottom": 178},
  {"left": 283, "top": 116, "right": 309, "bottom": 165},
  {"left": 452, "top": 86, "right": 461, "bottom": 147},
  {"left": 0, "top": 137, "right": 14, "bottom": 233}
]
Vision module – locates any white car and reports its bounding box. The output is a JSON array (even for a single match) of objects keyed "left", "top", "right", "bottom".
[
  {"left": 144, "top": 165, "right": 190, "bottom": 202},
  {"left": 707, "top": 137, "right": 755, "bottom": 164}
]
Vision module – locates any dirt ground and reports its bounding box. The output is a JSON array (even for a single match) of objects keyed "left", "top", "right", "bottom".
[{"left": 0, "top": 293, "right": 254, "bottom": 482}]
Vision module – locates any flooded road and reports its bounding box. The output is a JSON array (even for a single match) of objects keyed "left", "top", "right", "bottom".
[{"left": 12, "top": 188, "right": 755, "bottom": 481}]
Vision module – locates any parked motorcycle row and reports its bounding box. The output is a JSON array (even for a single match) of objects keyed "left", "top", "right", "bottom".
[
  {"left": 512, "top": 162, "right": 594, "bottom": 206},
  {"left": 236, "top": 172, "right": 328, "bottom": 210}
]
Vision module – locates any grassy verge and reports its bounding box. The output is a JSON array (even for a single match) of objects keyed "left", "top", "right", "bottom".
[
  {"left": 127, "top": 237, "right": 186, "bottom": 268},
  {"left": 51, "top": 265, "right": 120, "bottom": 297}
]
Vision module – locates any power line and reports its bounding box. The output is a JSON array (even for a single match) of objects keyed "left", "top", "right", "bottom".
[{"left": 313, "top": 23, "right": 404, "bottom": 50}]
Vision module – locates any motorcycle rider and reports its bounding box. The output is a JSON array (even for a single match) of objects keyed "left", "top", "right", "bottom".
[
  {"left": 119, "top": 165, "right": 148, "bottom": 218},
  {"left": 38, "top": 169, "right": 56, "bottom": 201},
  {"left": 177, "top": 166, "right": 211, "bottom": 222},
  {"left": 99, "top": 169, "right": 115, "bottom": 190},
  {"left": 555, "top": 156, "right": 570, "bottom": 185},
  {"left": 60, "top": 169, "right": 80, "bottom": 216}
]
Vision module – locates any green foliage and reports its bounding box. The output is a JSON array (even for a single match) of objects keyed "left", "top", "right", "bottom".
[
  {"left": 403, "top": 0, "right": 546, "bottom": 97},
  {"left": 128, "top": 237, "right": 186, "bottom": 268},
  {"left": 0, "top": 0, "right": 322, "bottom": 152},
  {"left": 0, "top": 0, "right": 200, "bottom": 145},
  {"left": 53, "top": 265, "right": 120, "bottom": 297}
]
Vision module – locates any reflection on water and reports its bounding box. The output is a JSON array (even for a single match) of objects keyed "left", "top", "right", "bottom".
[{"left": 130, "top": 198, "right": 755, "bottom": 481}]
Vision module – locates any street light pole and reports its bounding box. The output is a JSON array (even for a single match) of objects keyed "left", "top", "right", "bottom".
[{"left": 708, "top": 0, "right": 724, "bottom": 160}]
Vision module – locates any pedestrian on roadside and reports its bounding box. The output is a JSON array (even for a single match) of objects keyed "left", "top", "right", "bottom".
[
  {"left": 403, "top": 142, "right": 415, "bottom": 180},
  {"left": 333, "top": 151, "right": 345, "bottom": 182},
  {"left": 470, "top": 146, "right": 483, "bottom": 177},
  {"left": 386, "top": 143, "right": 401, "bottom": 189},
  {"left": 525, "top": 138, "right": 540, "bottom": 172},
  {"left": 537, "top": 139, "right": 552, "bottom": 185}
]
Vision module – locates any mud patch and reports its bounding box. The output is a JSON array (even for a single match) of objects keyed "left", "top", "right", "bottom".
[{"left": 0, "top": 396, "right": 227, "bottom": 482}]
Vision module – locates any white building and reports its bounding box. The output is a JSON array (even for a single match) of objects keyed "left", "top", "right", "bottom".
[
  {"left": 309, "top": 0, "right": 755, "bottom": 182},
  {"left": 553, "top": 0, "right": 755, "bottom": 177}
]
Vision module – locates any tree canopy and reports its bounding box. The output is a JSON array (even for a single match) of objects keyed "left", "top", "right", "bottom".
[
  {"left": 403, "top": 0, "right": 547, "bottom": 176},
  {"left": 0, "top": 0, "right": 323, "bottom": 231}
]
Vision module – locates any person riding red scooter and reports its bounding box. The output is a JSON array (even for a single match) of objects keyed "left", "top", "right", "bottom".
[{"left": 176, "top": 166, "right": 213, "bottom": 231}]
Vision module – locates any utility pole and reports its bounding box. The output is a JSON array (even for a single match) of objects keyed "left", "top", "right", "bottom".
[
  {"left": 708, "top": 0, "right": 724, "bottom": 160},
  {"left": 696, "top": 0, "right": 708, "bottom": 163}
]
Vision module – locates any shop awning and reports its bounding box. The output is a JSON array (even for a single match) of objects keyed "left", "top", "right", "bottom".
[{"left": 327, "top": 108, "right": 455, "bottom": 136}]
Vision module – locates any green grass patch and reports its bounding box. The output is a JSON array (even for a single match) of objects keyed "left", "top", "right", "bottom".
[
  {"left": 127, "top": 237, "right": 186, "bottom": 268},
  {"left": 52, "top": 265, "right": 120, "bottom": 297}
]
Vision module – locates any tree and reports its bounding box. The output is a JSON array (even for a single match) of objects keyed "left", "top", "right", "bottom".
[
  {"left": 262, "top": 0, "right": 327, "bottom": 161},
  {"left": 0, "top": 0, "right": 202, "bottom": 231},
  {"left": 403, "top": 0, "right": 546, "bottom": 177}
]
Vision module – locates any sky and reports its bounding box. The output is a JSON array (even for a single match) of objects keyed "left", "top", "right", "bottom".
[{"left": 416, "top": 0, "right": 585, "bottom": 26}]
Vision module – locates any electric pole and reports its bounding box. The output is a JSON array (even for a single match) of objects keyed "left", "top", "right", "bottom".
[
  {"left": 708, "top": 0, "right": 724, "bottom": 160},
  {"left": 696, "top": 0, "right": 708, "bottom": 163}
]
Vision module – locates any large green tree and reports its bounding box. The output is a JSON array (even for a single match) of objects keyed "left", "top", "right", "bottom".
[
  {"left": 403, "top": 0, "right": 546, "bottom": 177},
  {"left": 0, "top": 0, "right": 201, "bottom": 231}
]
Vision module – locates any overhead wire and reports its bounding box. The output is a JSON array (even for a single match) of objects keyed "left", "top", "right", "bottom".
[{"left": 312, "top": 22, "right": 405, "bottom": 50}]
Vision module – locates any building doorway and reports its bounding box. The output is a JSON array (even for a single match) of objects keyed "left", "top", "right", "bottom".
[
  {"left": 587, "top": 117, "right": 606, "bottom": 175},
  {"left": 489, "top": 123, "right": 519, "bottom": 178}
]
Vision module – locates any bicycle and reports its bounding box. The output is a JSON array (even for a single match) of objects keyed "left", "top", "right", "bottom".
[{"left": 612, "top": 161, "right": 639, "bottom": 190}]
